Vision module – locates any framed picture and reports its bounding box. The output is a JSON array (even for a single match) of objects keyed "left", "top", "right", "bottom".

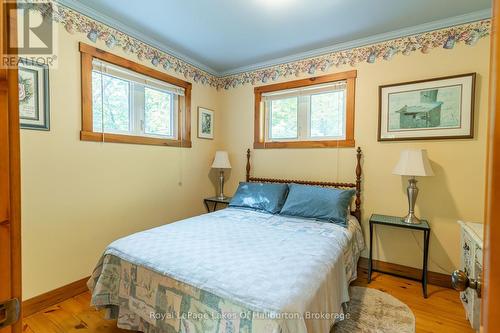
[
  {"left": 198, "top": 107, "right": 214, "bottom": 139},
  {"left": 19, "top": 58, "right": 50, "bottom": 131},
  {"left": 378, "top": 73, "right": 475, "bottom": 141}
]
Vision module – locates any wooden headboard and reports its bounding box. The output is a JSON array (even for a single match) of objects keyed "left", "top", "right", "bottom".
[{"left": 245, "top": 147, "right": 363, "bottom": 221}]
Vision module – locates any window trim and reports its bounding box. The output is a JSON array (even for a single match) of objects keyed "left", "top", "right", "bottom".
[
  {"left": 80, "top": 42, "right": 192, "bottom": 147},
  {"left": 254, "top": 71, "right": 356, "bottom": 149}
]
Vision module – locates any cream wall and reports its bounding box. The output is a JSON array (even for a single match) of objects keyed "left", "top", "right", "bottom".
[
  {"left": 21, "top": 25, "right": 221, "bottom": 299},
  {"left": 21, "top": 25, "right": 490, "bottom": 299},
  {"left": 218, "top": 39, "right": 490, "bottom": 275}
]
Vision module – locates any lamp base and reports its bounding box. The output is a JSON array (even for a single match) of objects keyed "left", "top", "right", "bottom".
[
  {"left": 402, "top": 212, "right": 422, "bottom": 224},
  {"left": 217, "top": 170, "right": 226, "bottom": 200},
  {"left": 401, "top": 177, "right": 422, "bottom": 224},
  {"left": 216, "top": 195, "right": 229, "bottom": 200}
]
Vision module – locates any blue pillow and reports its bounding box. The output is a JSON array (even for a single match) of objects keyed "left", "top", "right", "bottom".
[
  {"left": 280, "top": 184, "right": 355, "bottom": 226},
  {"left": 229, "top": 182, "right": 289, "bottom": 214}
]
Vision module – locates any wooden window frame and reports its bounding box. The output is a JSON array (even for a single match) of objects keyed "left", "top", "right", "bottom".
[
  {"left": 79, "top": 42, "right": 192, "bottom": 147},
  {"left": 254, "top": 70, "right": 357, "bottom": 149}
]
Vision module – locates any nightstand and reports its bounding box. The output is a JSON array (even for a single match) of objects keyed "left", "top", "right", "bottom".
[
  {"left": 455, "top": 221, "right": 483, "bottom": 330},
  {"left": 204, "top": 196, "right": 232, "bottom": 212},
  {"left": 368, "top": 214, "right": 431, "bottom": 298}
]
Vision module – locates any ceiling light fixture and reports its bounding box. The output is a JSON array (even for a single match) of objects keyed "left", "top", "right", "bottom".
[{"left": 256, "top": 0, "right": 296, "bottom": 8}]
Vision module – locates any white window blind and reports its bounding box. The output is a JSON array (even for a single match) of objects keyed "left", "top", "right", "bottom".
[
  {"left": 92, "top": 59, "right": 185, "bottom": 96},
  {"left": 262, "top": 81, "right": 346, "bottom": 99}
]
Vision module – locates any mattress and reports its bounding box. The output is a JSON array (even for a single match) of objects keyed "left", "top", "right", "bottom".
[{"left": 88, "top": 208, "right": 364, "bottom": 333}]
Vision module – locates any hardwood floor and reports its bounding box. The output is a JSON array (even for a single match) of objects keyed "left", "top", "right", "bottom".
[
  {"left": 24, "top": 271, "right": 473, "bottom": 333},
  {"left": 23, "top": 292, "right": 127, "bottom": 333}
]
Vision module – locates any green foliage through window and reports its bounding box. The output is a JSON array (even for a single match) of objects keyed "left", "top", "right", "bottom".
[
  {"left": 270, "top": 97, "right": 298, "bottom": 139},
  {"left": 92, "top": 72, "right": 130, "bottom": 132},
  {"left": 145, "top": 87, "right": 172, "bottom": 137},
  {"left": 266, "top": 85, "right": 346, "bottom": 142},
  {"left": 92, "top": 71, "right": 175, "bottom": 138},
  {"left": 310, "top": 91, "right": 345, "bottom": 138}
]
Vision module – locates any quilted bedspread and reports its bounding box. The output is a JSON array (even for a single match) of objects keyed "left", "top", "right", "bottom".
[{"left": 88, "top": 208, "right": 364, "bottom": 333}]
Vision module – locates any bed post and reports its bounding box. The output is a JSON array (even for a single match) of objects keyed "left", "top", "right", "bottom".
[
  {"left": 354, "top": 147, "right": 362, "bottom": 221},
  {"left": 246, "top": 149, "right": 251, "bottom": 182}
]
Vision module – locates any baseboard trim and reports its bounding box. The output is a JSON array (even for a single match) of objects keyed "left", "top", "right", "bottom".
[
  {"left": 358, "top": 257, "right": 452, "bottom": 289},
  {"left": 22, "top": 276, "right": 90, "bottom": 317}
]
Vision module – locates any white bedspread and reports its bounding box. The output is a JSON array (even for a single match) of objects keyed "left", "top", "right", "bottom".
[{"left": 103, "top": 208, "right": 364, "bottom": 333}]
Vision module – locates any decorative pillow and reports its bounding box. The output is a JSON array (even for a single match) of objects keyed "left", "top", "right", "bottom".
[
  {"left": 229, "top": 182, "right": 289, "bottom": 214},
  {"left": 280, "top": 184, "right": 355, "bottom": 226}
]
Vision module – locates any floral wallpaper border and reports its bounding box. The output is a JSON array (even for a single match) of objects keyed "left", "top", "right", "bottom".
[
  {"left": 27, "top": 2, "right": 491, "bottom": 90},
  {"left": 219, "top": 19, "right": 491, "bottom": 89},
  {"left": 25, "top": 1, "right": 220, "bottom": 87}
]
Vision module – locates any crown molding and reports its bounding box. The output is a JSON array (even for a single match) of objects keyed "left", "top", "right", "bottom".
[
  {"left": 219, "top": 8, "right": 492, "bottom": 77},
  {"left": 54, "top": 1, "right": 490, "bottom": 78},
  {"left": 55, "top": 0, "right": 219, "bottom": 76}
]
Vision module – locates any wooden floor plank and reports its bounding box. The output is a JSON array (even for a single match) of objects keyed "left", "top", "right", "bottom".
[
  {"left": 35, "top": 304, "right": 92, "bottom": 333},
  {"left": 22, "top": 323, "right": 36, "bottom": 333},
  {"left": 25, "top": 272, "right": 473, "bottom": 333},
  {"left": 24, "top": 312, "right": 67, "bottom": 333},
  {"left": 59, "top": 298, "right": 126, "bottom": 333}
]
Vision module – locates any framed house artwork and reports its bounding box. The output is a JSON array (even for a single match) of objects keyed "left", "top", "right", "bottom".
[
  {"left": 19, "top": 58, "right": 50, "bottom": 130},
  {"left": 378, "top": 73, "right": 475, "bottom": 141},
  {"left": 198, "top": 107, "right": 214, "bottom": 139}
]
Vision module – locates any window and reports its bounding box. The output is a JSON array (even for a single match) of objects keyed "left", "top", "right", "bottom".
[
  {"left": 91, "top": 60, "right": 180, "bottom": 139},
  {"left": 269, "top": 97, "right": 298, "bottom": 139},
  {"left": 254, "top": 71, "right": 356, "bottom": 148},
  {"left": 265, "top": 82, "right": 347, "bottom": 141},
  {"left": 91, "top": 72, "right": 131, "bottom": 133},
  {"left": 144, "top": 87, "right": 173, "bottom": 137},
  {"left": 80, "top": 43, "right": 192, "bottom": 147}
]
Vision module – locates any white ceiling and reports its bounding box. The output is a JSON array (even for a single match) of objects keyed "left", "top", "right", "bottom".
[{"left": 63, "top": 0, "right": 491, "bottom": 75}]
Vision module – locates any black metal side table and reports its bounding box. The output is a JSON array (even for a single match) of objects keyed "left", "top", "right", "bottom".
[
  {"left": 368, "top": 214, "right": 431, "bottom": 298},
  {"left": 204, "top": 196, "right": 232, "bottom": 212}
]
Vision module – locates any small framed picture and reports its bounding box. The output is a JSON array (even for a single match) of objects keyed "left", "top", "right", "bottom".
[
  {"left": 378, "top": 73, "right": 475, "bottom": 141},
  {"left": 19, "top": 58, "right": 50, "bottom": 131},
  {"left": 198, "top": 107, "right": 214, "bottom": 139}
]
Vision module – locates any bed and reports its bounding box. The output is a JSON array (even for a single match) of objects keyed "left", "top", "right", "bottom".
[{"left": 88, "top": 148, "right": 364, "bottom": 333}]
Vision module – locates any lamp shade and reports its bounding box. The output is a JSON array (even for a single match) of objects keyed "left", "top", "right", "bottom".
[
  {"left": 211, "top": 151, "right": 231, "bottom": 169},
  {"left": 393, "top": 149, "right": 434, "bottom": 177}
]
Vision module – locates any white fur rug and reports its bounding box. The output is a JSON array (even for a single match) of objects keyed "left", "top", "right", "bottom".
[{"left": 333, "top": 286, "right": 416, "bottom": 333}]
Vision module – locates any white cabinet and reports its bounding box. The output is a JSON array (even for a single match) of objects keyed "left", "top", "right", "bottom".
[{"left": 458, "top": 221, "right": 483, "bottom": 331}]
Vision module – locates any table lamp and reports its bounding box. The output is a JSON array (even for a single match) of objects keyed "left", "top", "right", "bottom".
[
  {"left": 393, "top": 149, "right": 434, "bottom": 224},
  {"left": 211, "top": 151, "right": 231, "bottom": 200}
]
